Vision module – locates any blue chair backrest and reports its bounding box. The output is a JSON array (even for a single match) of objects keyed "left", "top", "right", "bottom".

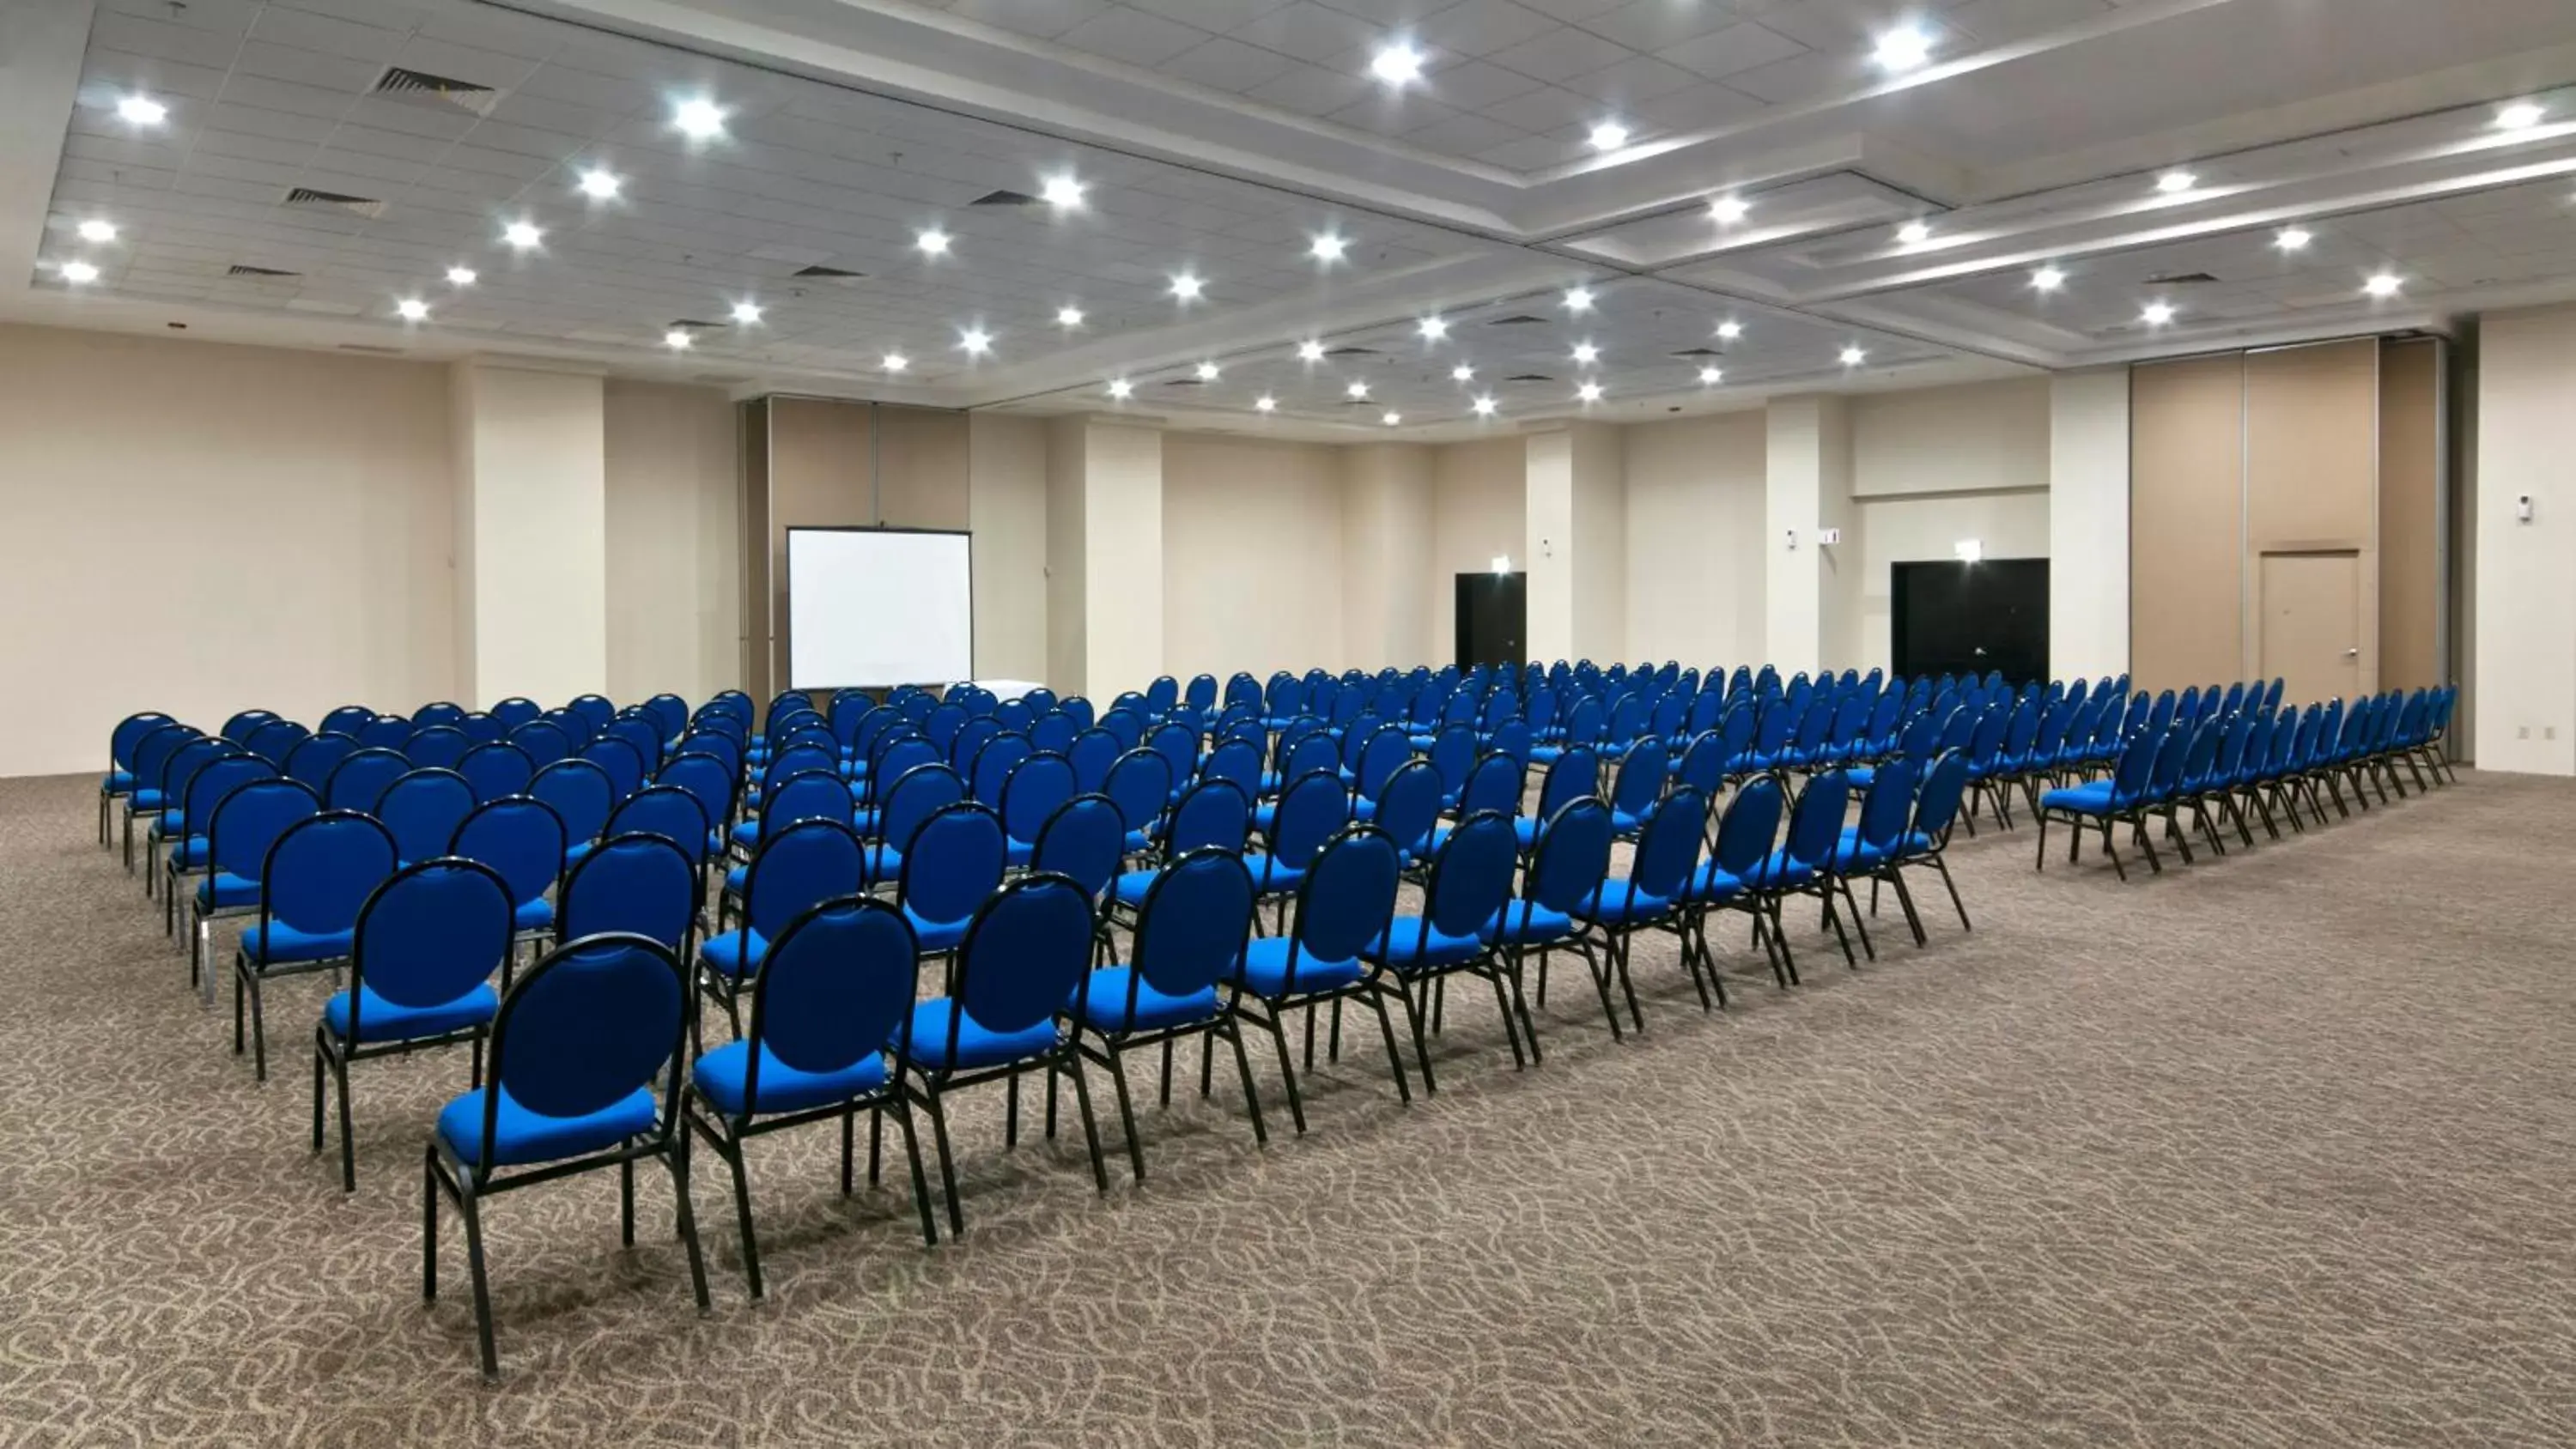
[
  {"left": 1165, "top": 779, "right": 1249, "bottom": 854},
  {"left": 1068, "top": 729, "right": 1122, "bottom": 793},
  {"left": 1097, "top": 708, "right": 1145, "bottom": 752},
  {"left": 317, "top": 706, "right": 374, "bottom": 737},
  {"left": 459, "top": 715, "right": 505, "bottom": 746},
  {"left": 578, "top": 737, "right": 647, "bottom": 799},
  {"left": 899, "top": 801, "right": 1007, "bottom": 931},
  {"left": 1610, "top": 740, "right": 1668, "bottom": 817},
  {"left": 221, "top": 708, "right": 279, "bottom": 743},
  {"left": 557, "top": 833, "right": 696, "bottom": 949},
  {"left": 951, "top": 873, "right": 1093, "bottom": 1040},
  {"left": 644, "top": 694, "right": 689, "bottom": 742},
  {"left": 1527, "top": 797, "right": 1613, "bottom": 911},
  {"left": 489, "top": 698, "right": 540, "bottom": 730},
  {"left": 285, "top": 732, "right": 358, "bottom": 791},
  {"left": 1354, "top": 726, "right": 1413, "bottom": 800},
  {"left": 1419, "top": 811, "right": 1518, "bottom": 939},
  {"left": 530, "top": 759, "right": 615, "bottom": 847},
  {"left": 1266, "top": 771, "right": 1352, "bottom": 870},
  {"left": 949, "top": 716, "right": 1001, "bottom": 773},
  {"left": 2146, "top": 725, "right": 2191, "bottom": 797},
  {"left": 875, "top": 764, "right": 965, "bottom": 856},
  {"left": 675, "top": 730, "right": 743, "bottom": 784},
  {"left": 1030, "top": 712, "right": 1077, "bottom": 755},
  {"left": 1457, "top": 752, "right": 1523, "bottom": 819},
  {"left": 746, "top": 897, "right": 920, "bottom": 1095},
  {"left": 1272, "top": 827, "right": 1400, "bottom": 991},
  {"left": 448, "top": 796, "right": 566, "bottom": 906},
  {"left": 1629, "top": 786, "right": 1707, "bottom": 898},
  {"left": 1200, "top": 737, "right": 1263, "bottom": 801},
  {"left": 1909, "top": 749, "right": 1970, "bottom": 840},
  {"left": 408, "top": 725, "right": 471, "bottom": 770},
  {"left": 510, "top": 719, "right": 577, "bottom": 769},
  {"left": 601, "top": 715, "right": 659, "bottom": 772},
  {"left": 1853, "top": 757, "right": 1917, "bottom": 852},
  {"left": 1000, "top": 753, "right": 1077, "bottom": 846},
  {"left": 185, "top": 753, "right": 276, "bottom": 833},
  {"left": 457, "top": 743, "right": 536, "bottom": 803},
  {"left": 379, "top": 768, "right": 476, "bottom": 864},
  {"left": 1536, "top": 747, "right": 1601, "bottom": 824},
  {"left": 2106, "top": 728, "right": 2161, "bottom": 804},
  {"left": 1276, "top": 731, "right": 1338, "bottom": 788},
  {"left": 356, "top": 716, "right": 414, "bottom": 751},
  {"left": 1103, "top": 749, "right": 1174, "bottom": 837},
  {"left": 761, "top": 743, "right": 839, "bottom": 795},
  {"left": 760, "top": 770, "right": 854, "bottom": 837},
  {"left": 261, "top": 810, "right": 398, "bottom": 937},
  {"left": 1428, "top": 724, "right": 1478, "bottom": 797},
  {"left": 483, "top": 933, "right": 684, "bottom": 1161},
  {"left": 1370, "top": 760, "right": 1444, "bottom": 859},
  {"left": 1782, "top": 772, "right": 1850, "bottom": 868},
  {"left": 1710, "top": 775, "right": 1783, "bottom": 875},
  {"left": 245, "top": 718, "right": 308, "bottom": 767},
  {"left": 349, "top": 859, "right": 515, "bottom": 1030},
  {"left": 1034, "top": 794, "right": 1125, "bottom": 900},
  {"left": 208, "top": 778, "right": 320, "bottom": 880},
  {"left": 653, "top": 755, "right": 732, "bottom": 841},
  {"left": 605, "top": 784, "right": 711, "bottom": 865},
  {"left": 1120, "top": 849, "right": 1257, "bottom": 1004},
  {"left": 742, "top": 818, "right": 866, "bottom": 938},
  {"left": 970, "top": 732, "right": 1033, "bottom": 806},
  {"left": 324, "top": 747, "right": 410, "bottom": 812},
  {"left": 1148, "top": 721, "right": 1199, "bottom": 785}
]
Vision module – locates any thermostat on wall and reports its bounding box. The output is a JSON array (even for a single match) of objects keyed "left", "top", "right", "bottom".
[{"left": 1817, "top": 527, "right": 1843, "bottom": 545}]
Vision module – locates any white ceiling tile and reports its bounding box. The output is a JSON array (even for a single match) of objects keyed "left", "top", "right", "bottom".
[
  {"left": 247, "top": 7, "right": 411, "bottom": 64},
  {"left": 1242, "top": 61, "right": 1375, "bottom": 115},
  {"left": 1401, "top": 110, "right": 1528, "bottom": 155},
  {"left": 1475, "top": 131, "right": 1593, "bottom": 170},
  {"left": 1485, "top": 26, "right": 1632, "bottom": 82},
  {"left": 393, "top": 36, "right": 544, "bottom": 89},
  {"left": 1413, "top": 0, "right": 1565, "bottom": 58},
  {"left": 942, "top": 0, "right": 1119, "bottom": 40},
  {"left": 1558, "top": 52, "right": 1705, "bottom": 107},
  {"left": 1327, "top": 93, "right": 1462, "bottom": 139},
  {"left": 1941, "top": 0, "right": 2115, "bottom": 46},
  {"left": 204, "top": 101, "right": 340, "bottom": 144},
  {"left": 210, "top": 75, "right": 359, "bottom": 122},
  {"left": 1421, "top": 57, "right": 1548, "bottom": 110},
  {"left": 1719, "top": 45, "right": 1854, "bottom": 103},
  {"left": 1127, "top": 0, "right": 1295, "bottom": 30},
  {"left": 1625, "top": 79, "right": 1771, "bottom": 130},
  {"left": 1656, "top": 21, "right": 1808, "bottom": 78},
  {"left": 1160, "top": 36, "right": 1301, "bottom": 92},
  {"left": 228, "top": 40, "right": 386, "bottom": 92},
  {"left": 1054, "top": 7, "right": 1217, "bottom": 68},
  {"left": 1728, "top": 0, "right": 1879, "bottom": 52},
  {"left": 192, "top": 129, "right": 323, "bottom": 168},
  {"left": 1231, "top": 2, "right": 1382, "bottom": 64},
  {"left": 1515, "top": 0, "right": 1630, "bottom": 21},
  {"left": 87, "top": 12, "right": 249, "bottom": 70},
  {"left": 1576, "top": 0, "right": 1747, "bottom": 52},
  {"left": 1477, "top": 83, "right": 1602, "bottom": 134}
]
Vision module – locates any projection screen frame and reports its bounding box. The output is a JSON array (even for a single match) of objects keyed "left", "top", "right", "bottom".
[{"left": 784, "top": 524, "right": 975, "bottom": 692}]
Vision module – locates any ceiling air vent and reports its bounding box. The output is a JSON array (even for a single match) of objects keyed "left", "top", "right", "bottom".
[
  {"left": 1671, "top": 346, "right": 1723, "bottom": 358},
  {"left": 371, "top": 66, "right": 501, "bottom": 117},
  {"left": 792, "top": 264, "right": 866, "bottom": 280},
  {"left": 969, "top": 189, "right": 1039, "bottom": 207},
  {"left": 337, "top": 343, "right": 404, "bottom": 355},
  {"left": 226, "top": 264, "right": 299, "bottom": 277},
  {"left": 1324, "top": 345, "right": 1379, "bottom": 357},
  {"left": 1163, "top": 378, "right": 1203, "bottom": 386},
  {"left": 1486, "top": 314, "right": 1548, "bottom": 325},
  {"left": 283, "top": 187, "right": 386, "bottom": 219},
  {"left": 667, "top": 318, "right": 726, "bottom": 331},
  {"left": 2142, "top": 270, "right": 2219, "bottom": 285},
  {"left": 1505, "top": 373, "right": 1556, "bottom": 383}
]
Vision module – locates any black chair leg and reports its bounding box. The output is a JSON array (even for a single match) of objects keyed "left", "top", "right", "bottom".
[{"left": 1103, "top": 1041, "right": 1146, "bottom": 1183}]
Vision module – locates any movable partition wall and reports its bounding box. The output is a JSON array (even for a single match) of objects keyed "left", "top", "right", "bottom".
[
  {"left": 2130, "top": 336, "right": 2448, "bottom": 702},
  {"left": 738, "top": 397, "right": 972, "bottom": 700}
]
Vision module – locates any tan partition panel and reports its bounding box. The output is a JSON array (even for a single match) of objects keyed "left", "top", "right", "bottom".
[
  {"left": 2246, "top": 339, "right": 2378, "bottom": 694},
  {"left": 765, "top": 397, "right": 876, "bottom": 695},
  {"left": 2130, "top": 355, "right": 2245, "bottom": 688},
  {"left": 876, "top": 405, "right": 970, "bottom": 530},
  {"left": 739, "top": 398, "right": 770, "bottom": 699},
  {"left": 2378, "top": 337, "right": 2441, "bottom": 692}
]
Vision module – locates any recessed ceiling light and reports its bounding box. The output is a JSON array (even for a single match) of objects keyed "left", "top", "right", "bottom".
[
  {"left": 76, "top": 219, "right": 117, "bottom": 243},
  {"left": 1056, "top": 306, "right": 1084, "bottom": 326},
  {"left": 672, "top": 97, "right": 726, "bottom": 140},
  {"left": 1195, "top": 360, "right": 1220, "bottom": 379},
  {"left": 884, "top": 352, "right": 908, "bottom": 372},
  {"left": 1716, "top": 320, "right": 1742, "bottom": 340},
  {"left": 1564, "top": 287, "right": 1594, "bottom": 312},
  {"left": 1451, "top": 364, "right": 1474, "bottom": 381},
  {"left": 502, "top": 221, "right": 542, "bottom": 249},
  {"left": 1170, "top": 272, "right": 1204, "bottom": 300},
  {"left": 447, "top": 266, "right": 477, "bottom": 286},
  {"left": 2155, "top": 170, "right": 2196, "bottom": 194},
  {"left": 1698, "top": 366, "right": 1722, "bottom": 384},
  {"left": 1382, "top": 411, "right": 1403, "bottom": 426},
  {"left": 917, "top": 229, "right": 950, "bottom": 256},
  {"left": 2141, "top": 301, "right": 2176, "bottom": 324},
  {"left": 2498, "top": 102, "right": 2546, "bottom": 130},
  {"left": 1873, "top": 23, "right": 1933, "bottom": 70},
  {"left": 665, "top": 327, "right": 692, "bottom": 349},
  {"left": 1041, "top": 173, "right": 1084, "bottom": 207},
  {"left": 1255, "top": 395, "right": 1276, "bottom": 412},
  {"left": 58, "top": 260, "right": 99, "bottom": 284},
  {"left": 1107, "top": 378, "right": 1132, "bottom": 398},
  {"left": 1839, "top": 345, "right": 1867, "bottom": 365},
  {"left": 1709, "top": 195, "right": 1750, "bottom": 223},
  {"left": 732, "top": 300, "right": 762, "bottom": 324},
  {"left": 1297, "top": 339, "right": 1325, "bottom": 361},
  {"left": 1346, "top": 380, "right": 1370, "bottom": 398},
  {"left": 2275, "top": 227, "right": 2312, "bottom": 251},
  {"left": 1370, "top": 42, "right": 1424, "bottom": 85},
  {"left": 396, "top": 298, "right": 428, "bottom": 321},
  {"left": 2363, "top": 272, "right": 2403, "bottom": 298},
  {"left": 961, "top": 328, "right": 993, "bottom": 355},
  {"left": 1418, "top": 316, "right": 1447, "bottom": 340},
  {"left": 1310, "top": 233, "right": 1347, "bottom": 262},
  {"left": 1589, "top": 121, "right": 1629, "bottom": 151},
  {"left": 2032, "top": 265, "right": 2065, "bottom": 291},
  {"left": 1571, "top": 342, "right": 1599, "bottom": 363},
  {"left": 1471, "top": 396, "right": 1498, "bottom": 416},
  {"left": 1897, "top": 221, "right": 1930, "bottom": 245},
  {"left": 1577, "top": 382, "right": 1603, "bottom": 402},
  {"left": 577, "top": 168, "right": 620, "bottom": 199},
  {"left": 116, "top": 95, "right": 167, "bottom": 125}
]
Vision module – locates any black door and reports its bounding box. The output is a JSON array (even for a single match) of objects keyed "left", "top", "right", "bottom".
[
  {"left": 1892, "top": 558, "right": 2050, "bottom": 685},
  {"left": 1455, "top": 572, "right": 1527, "bottom": 670}
]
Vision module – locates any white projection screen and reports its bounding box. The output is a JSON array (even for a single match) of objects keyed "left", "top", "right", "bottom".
[{"left": 787, "top": 527, "right": 974, "bottom": 688}]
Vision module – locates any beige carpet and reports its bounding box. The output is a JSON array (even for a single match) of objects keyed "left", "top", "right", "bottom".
[{"left": 3, "top": 767, "right": 2572, "bottom": 1446}]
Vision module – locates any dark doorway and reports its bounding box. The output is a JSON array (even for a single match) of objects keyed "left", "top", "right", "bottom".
[
  {"left": 1893, "top": 558, "right": 2050, "bottom": 685},
  {"left": 1455, "top": 572, "right": 1527, "bottom": 670}
]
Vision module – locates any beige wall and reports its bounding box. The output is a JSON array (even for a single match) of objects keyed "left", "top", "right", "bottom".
[
  {"left": 1623, "top": 411, "right": 1766, "bottom": 668},
  {"left": 603, "top": 379, "right": 739, "bottom": 705},
  {"left": 1852, "top": 379, "right": 2050, "bottom": 497},
  {"left": 2378, "top": 338, "right": 2441, "bottom": 694},
  {"left": 1339, "top": 444, "right": 1435, "bottom": 671},
  {"left": 1043, "top": 415, "right": 1089, "bottom": 694},
  {"left": 1429, "top": 437, "right": 1524, "bottom": 666},
  {"left": 0, "top": 324, "right": 455, "bottom": 776},
  {"left": 2130, "top": 355, "right": 2248, "bottom": 690},
  {"left": 1079, "top": 421, "right": 1165, "bottom": 700},
  {"left": 966, "top": 413, "right": 1048, "bottom": 684},
  {"left": 1857, "top": 491, "right": 2053, "bottom": 670},
  {"left": 2473, "top": 303, "right": 2576, "bottom": 773},
  {"left": 1162, "top": 434, "right": 1345, "bottom": 682}
]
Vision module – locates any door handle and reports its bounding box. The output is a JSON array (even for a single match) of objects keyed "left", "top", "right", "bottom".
[{"left": 2343, "top": 647, "right": 2360, "bottom": 658}]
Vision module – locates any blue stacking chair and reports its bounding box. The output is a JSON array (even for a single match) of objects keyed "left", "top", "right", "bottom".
[
  {"left": 896, "top": 801, "right": 1008, "bottom": 956},
  {"left": 414, "top": 702, "right": 466, "bottom": 730},
  {"left": 860, "top": 762, "right": 965, "bottom": 886},
  {"left": 379, "top": 768, "right": 477, "bottom": 866},
  {"left": 325, "top": 746, "right": 410, "bottom": 813},
  {"left": 1432, "top": 752, "right": 1524, "bottom": 851},
  {"left": 408, "top": 725, "right": 471, "bottom": 771},
  {"left": 580, "top": 737, "right": 647, "bottom": 800},
  {"left": 1743, "top": 771, "right": 1856, "bottom": 976},
  {"left": 509, "top": 719, "right": 577, "bottom": 770},
  {"left": 1110, "top": 779, "right": 1249, "bottom": 916},
  {"left": 318, "top": 705, "right": 376, "bottom": 737},
  {"left": 449, "top": 796, "right": 567, "bottom": 943},
  {"left": 1364, "top": 810, "right": 1523, "bottom": 1085},
  {"left": 1885, "top": 749, "right": 1973, "bottom": 935},
  {"left": 1242, "top": 768, "right": 1348, "bottom": 919},
  {"left": 901, "top": 873, "right": 1109, "bottom": 1234},
  {"left": 1073, "top": 849, "right": 1266, "bottom": 1179},
  {"left": 422, "top": 931, "right": 709, "bottom": 1381},
  {"left": 557, "top": 832, "right": 698, "bottom": 958},
  {"left": 137, "top": 734, "right": 233, "bottom": 890},
  {"left": 185, "top": 776, "right": 319, "bottom": 989},
  {"left": 356, "top": 715, "right": 414, "bottom": 751},
  {"left": 1036, "top": 792, "right": 1127, "bottom": 914},
  {"left": 701, "top": 819, "right": 866, "bottom": 1040},
  {"left": 1605, "top": 738, "right": 1669, "bottom": 837},
  {"left": 1367, "top": 759, "right": 1446, "bottom": 868},
  {"left": 99, "top": 711, "right": 175, "bottom": 845},
  {"left": 283, "top": 732, "right": 358, "bottom": 793},
  {"left": 1485, "top": 796, "right": 1613, "bottom": 1064},
  {"left": 312, "top": 858, "right": 515, "bottom": 1190},
  {"left": 455, "top": 713, "right": 505, "bottom": 746},
  {"left": 686, "top": 895, "right": 938, "bottom": 1296},
  {"left": 654, "top": 754, "right": 735, "bottom": 856},
  {"left": 531, "top": 758, "right": 616, "bottom": 869},
  {"left": 1516, "top": 747, "right": 1598, "bottom": 850},
  {"left": 1683, "top": 775, "right": 1787, "bottom": 987},
  {"left": 245, "top": 718, "right": 308, "bottom": 768},
  {"left": 1103, "top": 749, "right": 1175, "bottom": 857},
  {"left": 234, "top": 811, "right": 398, "bottom": 1079},
  {"left": 159, "top": 751, "right": 273, "bottom": 932},
  {"left": 1224, "top": 825, "right": 1408, "bottom": 1135},
  {"left": 605, "top": 785, "right": 714, "bottom": 883},
  {"left": 2035, "top": 728, "right": 2166, "bottom": 879},
  {"left": 1829, "top": 757, "right": 1920, "bottom": 959},
  {"left": 999, "top": 752, "right": 1077, "bottom": 868},
  {"left": 1570, "top": 785, "right": 1709, "bottom": 1030}
]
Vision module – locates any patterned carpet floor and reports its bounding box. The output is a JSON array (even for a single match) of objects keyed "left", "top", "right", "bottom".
[{"left": 3, "top": 767, "right": 2573, "bottom": 1446}]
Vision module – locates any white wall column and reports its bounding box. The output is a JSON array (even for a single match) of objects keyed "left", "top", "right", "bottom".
[
  {"left": 2473, "top": 305, "right": 2576, "bottom": 774},
  {"left": 1765, "top": 396, "right": 1856, "bottom": 670},
  {"left": 1525, "top": 422, "right": 1624, "bottom": 665},
  {"left": 449, "top": 362, "right": 607, "bottom": 706},
  {"left": 2049, "top": 368, "right": 2133, "bottom": 682},
  {"left": 1340, "top": 443, "right": 1434, "bottom": 670},
  {"left": 1042, "top": 416, "right": 1163, "bottom": 700}
]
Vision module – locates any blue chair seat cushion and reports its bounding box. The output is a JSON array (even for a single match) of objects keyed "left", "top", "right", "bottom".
[
  {"left": 903, "top": 906, "right": 971, "bottom": 953},
  {"left": 1241, "top": 851, "right": 1303, "bottom": 895},
  {"left": 105, "top": 769, "right": 135, "bottom": 793},
  {"left": 693, "top": 1040, "right": 889, "bottom": 1117},
  {"left": 437, "top": 1084, "right": 659, "bottom": 1168},
  {"left": 513, "top": 898, "right": 553, "bottom": 932},
  {"left": 1230, "top": 934, "right": 1363, "bottom": 997},
  {"left": 323, "top": 982, "right": 498, "bottom": 1044},
  {"left": 1109, "top": 867, "right": 1161, "bottom": 909},
  {"left": 2039, "top": 781, "right": 2121, "bottom": 815},
  {"left": 1574, "top": 880, "right": 1671, "bottom": 925},
  {"left": 1483, "top": 899, "right": 1575, "bottom": 945},
  {"left": 1073, "top": 966, "right": 1221, "bottom": 1033},
  {"left": 194, "top": 870, "right": 259, "bottom": 909},
  {"left": 1369, "top": 917, "right": 1485, "bottom": 972},
  {"left": 167, "top": 837, "right": 210, "bottom": 870},
  {"left": 1741, "top": 847, "right": 1815, "bottom": 890},
  {"left": 723, "top": 864, "right": 749, "bottom": 896},
  {"left": 131, "top": 788, "right": 167, "bottom": 810},
  {"left": 1005, "top": 837, "right": 1036, "bottom": 867},
  {"left": 701, "top": 928, "right": 768, "bottom": 978},
  {"left": 1684, "top": 863, "right": 1746, "bottom": 903},
  {"left": 1123, "top": 828, "right": 1152, "bottom": 854},
  {"left": 897, "top": 997, "right": 1060, "bottom": 1072},
  {"left": 728, "top": 820, "right": 761, "bottom": 848},
  {"left": 240, "top": 919, "right": 355, "bottom": 966}
]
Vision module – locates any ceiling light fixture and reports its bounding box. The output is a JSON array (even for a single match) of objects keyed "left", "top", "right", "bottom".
[
  {"left": 1041, "top": 173, "right": 1084, "bottom": 208},
  {"left": 1419, "top": 316, "right": 1447, "bottom": 340},
  {"left": 502, "top": 221, "right": 542, "bottom": 249},
  {"left": 577, "top": 167, "right": 620, "bottom": 198},
  {"left": 1954, "top": 538, "right": 1984, "bottom": 564},
  {"left": 1107, "top": 378, "right": 1132, "bottom": 398},
  {"left": 665, "top": 328, "right": 692, "bottom": 349},
  {"left": 1840, "top": 345, "right": 1867, "bottom": 365},
  {"left": 732, "top": 300, "right": 762, "bottom": 324},
  {"left": 961, "top": 328, "right": 992, "bottom": 355},
  {"left": 76, "top": 219, "right": 117, "bottom": 242},
  {"left": 1195, "top": 360, "right": 1220, "bottom": 379},
  {"left": 1471, "top": 396, "right": 1497, "bottom": 416},
  {"left": 1370, "top": 42, "right": 1424, "bottom": 85},
  {"left": 2142, "top": 300, "right": 2176, "bottom": 324},
  {"left": 2498, "top": 102, "right": 2546, "bottom": 130},
  {"left": 1571, "top": 342, "right": 1599, "bottom": 363},
  {"left": 1716, "top": 320, "right": 1742, "bottom": 340},
  {"left": 672, "top": 97, "right": 726, "bottom": 139},
  {"left": 58, "top": 260, "right": 99, "bottom": 284},
  {"left": 2275, "top": 227, "right": 2312, "bottom": 251},
  {"left": 2363, "top": 272, "right": 2403, "bottom": 298},
  {"left": 2156, "top": 170, "right": 2196, "bottom": 194},
  {"left": 916, "top": 229, "right": 950, "bottom": 256},
  {"left": 1310, "top": 233, "right": 1348, "bottom": 263},
  {"left": 1589, "top": 121, "right": 1629, "bottom": 151},
  {"left": 1577, "top": 382, "right": 1603, "bottom": 402},
  {"left": 1382, "top": 411, "right": 1402, "bottom": 426},
  {"left": 447, "top": 266, "right": 477, "bottom": 286},
  {"left": 2032, "top": 265, "right": 2065, "bottom": 291},
  {"left": 884, "top": 352, "right": 909, "bottom": 372},
  {"left": 1057, "top": 306, "right": 1084, "bottom": 326},
  {"left": 1170, "top": 272, "right": 1204, "bottom": 300},
  {"left": 1255, "top": 396, "right": 1277, "bottom": 412},
  {"left": 117, "top": 94, "right": 168, "bottom": 125},
  {"left": 1297, "top": 339, "right": 1326, "bottom": 361},
  {"left": 1698, "top": 366, "right": 1722, "bottom": 384},
  {"left": 1564, "top": 287, "right": 1594, "bottom": 312},
  {"left": 1897, "top": 221, "right": 1930, "bottom": 245},
  {"left": 396, "top": 298, "right": 428, "bottom": 321},
  {"left": 1451, "top": 364, "right": 1474, "bottom": 381},
  {"left": 1874, "top": 23, "right": 1933, "bottom": 70},
  {"left": 1346, "top": 380, "right": 1370, "bottom": 398},
  {"left": 1709, "top": 195, "right": 1749, "bottom": 223}
]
